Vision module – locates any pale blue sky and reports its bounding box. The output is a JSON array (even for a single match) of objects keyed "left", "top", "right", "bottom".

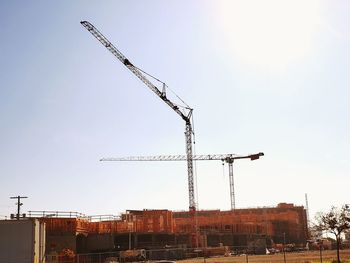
[{"left": 0, "top": 1, "right": 349, "bottom": 220}]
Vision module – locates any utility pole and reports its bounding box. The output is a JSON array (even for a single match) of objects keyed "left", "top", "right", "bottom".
[
  {"left": 10, "top": 195, "right": 27, "bottom": 220},
  {"left": 319, "top": 239, "right": 323, "bottom": 263},
  {"left": 305, "top": 193, "right": 310, "bottom": 232},
  {"left": 283, "top": 232, "right": 286, "bottom": 263}
]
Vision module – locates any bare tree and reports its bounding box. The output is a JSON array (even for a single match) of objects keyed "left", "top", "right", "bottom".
[{"left": 314, "top": 204, "right": 350, "bottom": 263}]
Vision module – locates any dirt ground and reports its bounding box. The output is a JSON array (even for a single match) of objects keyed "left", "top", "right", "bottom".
[{"left": 179, "top": 249, "right": 350, "bottom": 263}]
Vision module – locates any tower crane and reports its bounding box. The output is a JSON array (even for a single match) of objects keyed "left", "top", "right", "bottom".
[
  {"left": 101, "top": 152, "right": 264, "bottom": 210},
  {"left": 80, "top": 21, "right": 197, "bottom": 211}
]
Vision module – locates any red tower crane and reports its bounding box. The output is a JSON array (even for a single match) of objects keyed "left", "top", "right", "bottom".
[
  {"left": 81, "top": 21, "right": 196, "bottom": 211},
  {"left": 101, "top": 152, "right": 264, "bottom": 210}
]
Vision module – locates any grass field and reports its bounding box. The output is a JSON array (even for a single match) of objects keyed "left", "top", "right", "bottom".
[{"left": 179, "top": 249, "right": 350, "bottom": 263}]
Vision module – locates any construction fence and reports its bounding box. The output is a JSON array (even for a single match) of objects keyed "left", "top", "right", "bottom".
[
  {"left": 45, "top": 246, "right": 235, "bottom": 263},
  {"left": 44, "top": 245, "right": 306, "bottom": 263}
]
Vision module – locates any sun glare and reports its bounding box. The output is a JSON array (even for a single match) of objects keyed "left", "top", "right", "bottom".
[{"left": 218, "top": 0, "right": 321, "bottom": 70}]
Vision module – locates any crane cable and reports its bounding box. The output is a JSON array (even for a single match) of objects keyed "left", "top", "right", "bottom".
[
  {"left": 133, "top": 64, "right": 192, "bottom": 111},
  {"left": 134, "top": 62, "right": 197, "bottom": 207},
  {"left": 191, "top": 112, "right": 199, "bottom": 210}
]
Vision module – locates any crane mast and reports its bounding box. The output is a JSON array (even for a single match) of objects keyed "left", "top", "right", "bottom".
[
  {"left": 81, "top": 21, "right": 196, "bottom": 211},
  {"left": 101, "top": 152, "right": 264, "bottom": 210}
]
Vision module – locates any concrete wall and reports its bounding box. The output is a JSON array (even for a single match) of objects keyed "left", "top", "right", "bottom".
[{"left": 0, "top": 219, "right": 45, "bottom": 263}]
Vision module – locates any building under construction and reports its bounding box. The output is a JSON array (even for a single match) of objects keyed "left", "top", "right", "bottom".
[{"left": 29, "top": 203, "right": 308, "bottom": 254}]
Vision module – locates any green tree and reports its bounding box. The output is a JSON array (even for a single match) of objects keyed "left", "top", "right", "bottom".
[{"left": 314, "top": 205, "right": 350, "bottom": 263}]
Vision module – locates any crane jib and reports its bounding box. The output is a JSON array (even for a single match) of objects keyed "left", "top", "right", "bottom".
[{"left": 81, "top": 20, "right": 197, "bottom": 211}]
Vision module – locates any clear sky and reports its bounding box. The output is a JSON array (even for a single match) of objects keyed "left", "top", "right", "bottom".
[{"left": 0, "top": 1, "right": 349, "bottom": 221}]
